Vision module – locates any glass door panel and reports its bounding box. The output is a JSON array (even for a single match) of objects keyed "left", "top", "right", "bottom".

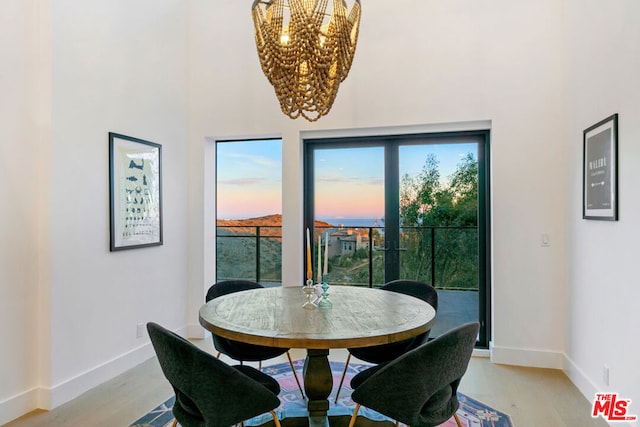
[
  {"left": 312, "top": 146, "right": 385, "bottom": 288},
  {"left": 398, "top": 143, "right": 480, "bottom": 338}
]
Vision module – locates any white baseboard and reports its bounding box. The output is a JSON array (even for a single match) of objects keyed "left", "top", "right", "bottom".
[
  {"left": 489, "top": 347, "right": 636, "bottom": 427},
  {"left": 563, "top": 353, "right": 599, "bottom": 403},
  {"left": 0, "top": 326, "right": 187, "bottom": 426},
  {"left": 46, "top": 341, "right": 157, "bottom": 409},
  {"left": 472, "top": 348, "right": 490, "bottom": 358},
  {"left": 187, "top": 322, "right": 206, "bottom": 339},
  {"left": 563, "top": 355, "right": 636, "bottom": 427},
  {"left": 0, "top": 387, "right": 40, "bottom": 426},
  {"left": 489, "top": 342, "right": 564, "bottom": 369}
]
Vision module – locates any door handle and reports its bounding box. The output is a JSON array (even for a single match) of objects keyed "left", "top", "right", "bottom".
[{"left": 395, "top": 247, "right": 407, "bottom": 252}]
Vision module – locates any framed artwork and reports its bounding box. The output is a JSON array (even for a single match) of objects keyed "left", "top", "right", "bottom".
[
  {"left": 109, "top": 132, "right": 163, "bottom": 250},
  {"left": 583, "top": 114, "right": 618, "bottom": 221}
]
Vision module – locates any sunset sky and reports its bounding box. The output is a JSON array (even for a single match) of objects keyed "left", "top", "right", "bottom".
[
  {"left": 216, "top": 139, "right": 476, "bottom": 220},
  {"left": 216, "top": 139, "right": 282, "bottom": 219}
]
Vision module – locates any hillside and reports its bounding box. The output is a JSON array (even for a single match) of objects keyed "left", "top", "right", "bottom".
[
  {"left": 216, "top": 214, "right": 377, "bottom": 285},
  {"left": 217, "top": 214, "right": 333, "bottom": 238},
  {"left": 216, "top": 215, "right": 334, "bottom": 283}
]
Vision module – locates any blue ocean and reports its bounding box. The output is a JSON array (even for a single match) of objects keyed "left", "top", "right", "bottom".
[{"left": 319, "top": 218, "right": 384, "bottom": 228}]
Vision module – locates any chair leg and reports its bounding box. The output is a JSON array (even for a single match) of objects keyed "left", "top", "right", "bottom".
[
  {"left": 258, "top": 360, "right": 262, "bottom": 370},
  {"left": 171, "top": 419, "right": 178, "bottom": 427},
  {"left": 216, "top": 352, "right": 221, "bottom": 359},
  {"left": 348, "top": 403, "right": 361, "bottom": 427},
  {"left": 334, "top": 353, "right": 352, "bottom": 403},
  {"left": 270, "top": 410, "right": 282, "bottom": 427},
  {"left": 286, "top": 351, "right": 305, "bottom": 398},
  {"left": 453, "top": 413, "right": 463, "bottom": 427}
]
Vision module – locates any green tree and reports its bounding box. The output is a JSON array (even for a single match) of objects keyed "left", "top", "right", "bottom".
[
  {"left": 449, "top": 152, "right": 478, "bottom": 227},
  {"left": 399, "top": 153, "right": 479, "bottom": 289},
  {"left": 400, "top": 154, "right": 441, "bottom": 227}
]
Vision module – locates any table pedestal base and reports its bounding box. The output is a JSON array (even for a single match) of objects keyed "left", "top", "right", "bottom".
[
  {"left": 253, "top": 415, "right": 394, "bottom": 427},
  {"left": 303, "top": 349, "right": 332, "bottom": 427}
]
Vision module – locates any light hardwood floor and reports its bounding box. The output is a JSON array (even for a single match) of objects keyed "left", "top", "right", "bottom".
[{"left": 5, "top": 340, "right": 608, "bottom": 427}]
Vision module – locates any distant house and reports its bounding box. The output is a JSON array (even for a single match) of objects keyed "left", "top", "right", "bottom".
[{"left": 326, "top": 227, "right": 370, "bottom": 257}]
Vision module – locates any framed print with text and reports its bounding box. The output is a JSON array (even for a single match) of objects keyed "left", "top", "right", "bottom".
[
  {"left": 109, "top": 132, "right": 163, "bottom": 250},
  {"left": 583, "top": 114, "right": 618, "bottom": 221}
]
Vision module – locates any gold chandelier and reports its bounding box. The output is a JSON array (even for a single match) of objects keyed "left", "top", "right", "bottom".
[{"left": 252, "top": 0, "right": 361, "bottom": 122}]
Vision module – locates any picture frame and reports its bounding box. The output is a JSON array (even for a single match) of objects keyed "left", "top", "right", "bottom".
[
  {"left": 109, "top": 132, "right": 163, "bottom": 250},
  {"left": 582, "top": 114, "right": 618, "bottom": 221}
]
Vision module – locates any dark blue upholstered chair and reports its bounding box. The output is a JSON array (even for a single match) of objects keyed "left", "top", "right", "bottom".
[
  {"left": 147, "top": 322, "right": 282, "bottom": 427},
  {"left": 206, "top": 280, "right": 304, "bottom": 397},
  {"left": 335, "top": 280, "right": 438, "bottom": 402},
  {"left": 347, "top": 322, "right": 479, "bottom": 427}
]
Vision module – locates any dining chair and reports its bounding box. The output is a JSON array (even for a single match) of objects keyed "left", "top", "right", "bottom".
[
  {"left": 206, "top": 280, "right": 305, "bottom": 397},
  {"left": 334, "top": 279, "right": 438, "bottom": 403},
  {"left": 146, "top": 322, "right": 282, "bottom": 427},
  {"left": 347, "top": 322, "right": 480, "bottom": 427}
]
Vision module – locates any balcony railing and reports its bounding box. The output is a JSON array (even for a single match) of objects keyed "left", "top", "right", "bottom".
[{"left": 216, "top": 225, "right": 478, "bottom": 290}]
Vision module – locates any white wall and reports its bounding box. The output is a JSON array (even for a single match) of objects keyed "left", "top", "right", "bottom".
[
  {"left": 188, "top": 0, "right": 569, "bottom": 368},
  {"left": 564, "top": 0, "right": 640, "bottom": 420},
  {"left": 0, "top": 1, "right": 48, "bottom": 423},
  {"left": 46, "top": 0, "right": 190, "bottom": 407},
  {"left": 1, "top": 0, "right": 190, "bottom": 423}
]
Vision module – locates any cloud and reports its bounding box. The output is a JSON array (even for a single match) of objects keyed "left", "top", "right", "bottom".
[
  {"left": 218, "top": 177, "right": 268, "bottom": 186},
  {"left": 226, "top": 152, "right": 280, "bottom": 168},
  {"left": 318, "top": 175, "right": 383, "bottom": 186}
]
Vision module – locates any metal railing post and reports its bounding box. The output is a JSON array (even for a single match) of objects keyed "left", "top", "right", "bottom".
[
  {"left": 256, "top": 226, "right": 261, "bottom": 283},
  {"left": 368, "top": 227, "right": 373, "bottom": 288},
  {"left": 430, "top": 227, "right": 436, "bottom": 287}
]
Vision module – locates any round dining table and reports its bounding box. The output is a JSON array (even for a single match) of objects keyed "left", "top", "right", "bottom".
[{"left": 199, "top": 285, "right": 436, "bottom": 427}]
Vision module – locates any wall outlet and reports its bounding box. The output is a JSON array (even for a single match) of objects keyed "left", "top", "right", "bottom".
[
  {"left": 540, "top": 233, "right": 550, "bottom": 247},
  {"left": 136, "top": 323, "right": 144, "bottom": 339},
  {"left": 603, "top": 364, "right": 610, "bottom": 386}
]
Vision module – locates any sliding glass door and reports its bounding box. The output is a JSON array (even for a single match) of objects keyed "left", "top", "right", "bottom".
[{"left": 304, "top": 131, "right": 490, "bottom": 346}]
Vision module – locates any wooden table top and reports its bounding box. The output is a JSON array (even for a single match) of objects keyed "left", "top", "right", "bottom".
[{"left": 199, "top": 286, "right": 436, "bottom": 350}]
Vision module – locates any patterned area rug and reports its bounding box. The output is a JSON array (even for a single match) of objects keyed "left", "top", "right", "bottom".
[{"left": 130, "top": 360, "right": 513, "bottom": 427}]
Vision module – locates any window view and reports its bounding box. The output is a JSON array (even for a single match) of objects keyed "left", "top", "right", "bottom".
[
  {"left": 313, "top": 146, "right": 385, "bottom": 286},
  {"left": 306, "top": 132, "right": 489, "bottom": 346},
  {"left": 215, "top": 139, "right": 282, "bottom": 285},
  {"left": 398, "top": 144, "right": 479, "bottom": 290}
]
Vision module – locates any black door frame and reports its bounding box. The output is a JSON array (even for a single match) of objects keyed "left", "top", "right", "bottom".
[{"left": 303, "top": 130, "right": 491, "bottom": 347}]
